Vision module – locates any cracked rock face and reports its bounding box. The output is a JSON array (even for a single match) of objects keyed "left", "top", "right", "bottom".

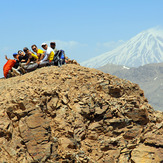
[{"left": 0, "top": 64, "right": 162, "bottom": 162}]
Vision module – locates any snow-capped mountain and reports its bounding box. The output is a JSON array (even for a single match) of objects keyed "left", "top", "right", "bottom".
[{"left": 81, "top": 27, "right": 163, "bottom": 68}]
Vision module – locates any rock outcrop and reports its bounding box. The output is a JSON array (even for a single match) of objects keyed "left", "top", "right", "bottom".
[{"left": 0, "top": 64, "right": 162, "bottom": 162}]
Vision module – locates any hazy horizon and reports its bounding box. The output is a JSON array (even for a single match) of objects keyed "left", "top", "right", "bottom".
[{"left": 1, "top": 0, "right": 163, "bottom": 77}]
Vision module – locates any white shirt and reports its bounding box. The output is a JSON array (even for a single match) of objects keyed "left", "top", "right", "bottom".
[{"left": 40, "top": 47, "right": 54, "bottom": 63}]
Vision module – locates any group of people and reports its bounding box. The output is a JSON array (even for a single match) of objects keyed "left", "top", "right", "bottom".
[{"left": 3, "top": 42, "right": 77, "bottom": 78}]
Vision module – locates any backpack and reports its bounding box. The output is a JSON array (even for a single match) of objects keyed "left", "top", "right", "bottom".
[{"left": 53, "top": 50, "right": 65, "bottom": 67}]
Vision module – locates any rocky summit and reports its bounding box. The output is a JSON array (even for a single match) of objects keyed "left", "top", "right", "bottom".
[{"left": 0, "top": 64, "right": 162, "bottom": 163}]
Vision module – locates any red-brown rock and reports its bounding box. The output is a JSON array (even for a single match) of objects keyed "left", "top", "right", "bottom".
[{"left": 0, "top": 64, "right": 162, "bottom": 162}]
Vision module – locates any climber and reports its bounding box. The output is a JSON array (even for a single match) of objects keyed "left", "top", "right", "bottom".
[
  {"left": 3, "top": 53, "right": 21, "bottom": 78},
  {"left": 17, "top": 50, "right": 29, "bottom": 63},
  {"left": 23, "top": 47, "right": 38, "bottom": 64},
  {"left": 19, "top": 47, "right": 39, "bottom": 72},
  {"left": 31, "top": 44, "right": 45, "bottom": 61},
  {"left": 50, "top": 41, "right": 66, "bottom": 66},
  {"left": 50, "top": 42, "right": 58, "bottom": 54},
  {"left": 37, "top": 43, "right": 54, "bottom": 67}
]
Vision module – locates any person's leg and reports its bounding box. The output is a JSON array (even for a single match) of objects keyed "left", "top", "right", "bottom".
[
  {"left": 17, "top": 66, "right": 26, "bottom": 74},
  {"left": 49, "top": 61, "right": 54, "bottom": 66},
  {"left": 6, "top": 70, "right": 12, "bottom": 78},
  {"left": 19, "top": 62, "right": 26, "bottom": 67},
  {"left": 37, "top": 53, "right": 41, "bottom": 60},
  {"left": 40, "top": 54, "right": 45, "bottom": 61},
  {"left": 24, "top": 63, "right": 38, "bottom": 72},
  {"left": 12, "top": 67, "right": 21, "bottom": 76},
  {"left": 39, "top": 61, "right": 50, "bottom": 68}
]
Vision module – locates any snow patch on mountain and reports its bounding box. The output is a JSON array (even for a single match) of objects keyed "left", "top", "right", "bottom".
[
  {"left": 154, "top": 77, "right": 158, "bottom": 80},
  {"left": 81, "top": 27, "right": 163, "bottom": 68},
  {"left": 122, "top": 66, "right": 130, "bottom": 70}
]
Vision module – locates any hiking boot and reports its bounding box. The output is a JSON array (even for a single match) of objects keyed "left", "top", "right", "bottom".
[
  {"left": 12, "top": 68, "right": 21, "bottom": 76},
  {"left": 7, "top": 70, "right": 12, "bottom": 78},
  {"left": 18, "top": 67, "right": 26, "bottom": 74},
  {"left": 10, "top": 72, "right": 15, "bottom": 77}
]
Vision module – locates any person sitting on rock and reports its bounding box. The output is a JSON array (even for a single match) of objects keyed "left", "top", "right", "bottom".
[
  {"left": 8, "top": 53, "right": 27, "bottom": 75},
  {"left": 19, "top": 47, "right": 39, "bottom": 72},
  {"left": 23, "top": 47, "right": 38, "bottom": 64},
  {"left": 3, "top": 59, "right": 17, "bottom": 78},
  {"left": 17, "top": 50, "right": 29, "bottom": 63},
  {"left": 37, "top": 43, "right": 54, "bottom": 67},
  {"left": 11, "top": 53, "right": 20, "bottom": 69},
  {"left": 50, "top": 41, "right": 78, "bottom": 65},
  {"left": 50, "top": 41, "right": 66, "bottom": 66},
  {"left": 50, "top": 42, "right": 58, "bottom": 54},
  {"left": 3, "top": 53, "right": 21, "bottom": 78},
  {"left": 31, "top": 44, "right": 45, "bottom": 61}
]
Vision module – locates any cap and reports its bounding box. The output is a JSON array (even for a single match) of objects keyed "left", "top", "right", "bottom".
[
  {"left": 41, "top": 43, "right": 47, "bottom": 46},
  {"left": 13, "top": 53, "right": 18, "bottom": 56}
]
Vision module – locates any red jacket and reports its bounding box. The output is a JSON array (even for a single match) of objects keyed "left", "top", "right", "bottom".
[{"left": 3, "top": 59, "right": 16, "bottom": 78}]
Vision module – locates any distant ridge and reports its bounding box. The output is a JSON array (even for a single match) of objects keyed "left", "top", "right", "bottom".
[
  {"left": 81, "top": 27, "right": 163, "bottom": 68},
  {"left": 98, "top": 62, "right": 163, "bottom": 111}
]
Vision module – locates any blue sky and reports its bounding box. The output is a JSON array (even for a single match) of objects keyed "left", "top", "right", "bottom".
[{"left": 1, "top": 0, "right": 163, "bottom": 77}]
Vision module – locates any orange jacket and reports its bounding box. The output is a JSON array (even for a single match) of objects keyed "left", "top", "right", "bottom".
[{"left": 3, "top": 59, "right": 16, "bottom": 78}]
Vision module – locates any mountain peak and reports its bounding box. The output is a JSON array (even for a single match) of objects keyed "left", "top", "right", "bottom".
[
  {"left": 145, "top": 27, "right": 163, "bottom": 36},
  {"left": 0, "top": 64, "right": 162, "bottom": 162},
  {"left": 81, "top": 27, "right": 163, "bottom": 68}
]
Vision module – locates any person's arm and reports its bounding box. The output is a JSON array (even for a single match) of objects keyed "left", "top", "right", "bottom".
[
  {"left": 20, "top": 59, "right": 26, "bottom": 62},
  {"left": 48, "top": 51, "right": 54, "bottom": 62},
  {"left": 25, "top": 58, "right": 30, "bottom": 65},
  {"left": 54, "top": 48, "right": 58, "bottom": 54},
  {"left": 30, "top": 52, "right": 38, "bottom": 60},
  {"left": 25, "top": 55, "right": 32, "bottom": 65},
  {"left": 5, "top": 55, "right": 9, "bottom": 60},
  {"left": 36, "top": 52, "right": 42, "bottom": 61},
  {"left": 40, "top": 53, "right": 48, "bottom": 63},
  {"left": 39, "top": 52, "right": 45, "bottom": 60}
]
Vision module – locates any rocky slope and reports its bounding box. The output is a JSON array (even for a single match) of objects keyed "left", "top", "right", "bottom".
[{"left": 0, "top": 64, "right": 162, "bottom": 162}]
